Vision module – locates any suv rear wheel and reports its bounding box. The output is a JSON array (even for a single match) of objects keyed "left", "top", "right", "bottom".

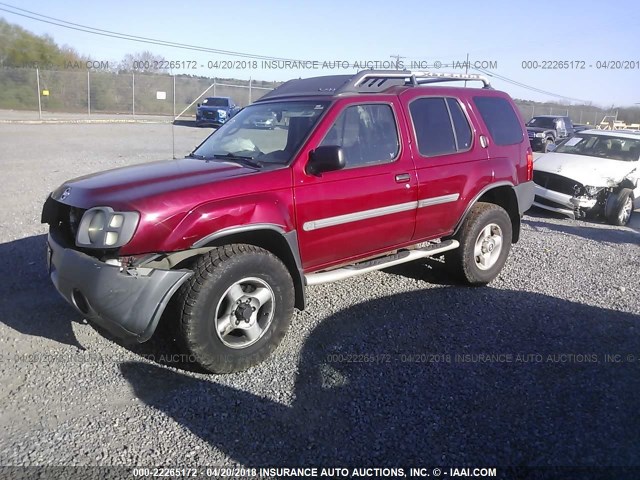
[
  {"left": 177, "top": 244, "right": 294, "bottom": 373},
  {"left": 447, "top": 202, "right": 513, "bottom": 285}
]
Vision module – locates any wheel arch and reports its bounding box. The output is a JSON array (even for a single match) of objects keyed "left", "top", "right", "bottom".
[
  {"left": 454, "top": 183, "right": 522, "bottom": 243},
  {"left": 618, "top": 178, "right": 637, "bottom": 191},
  {"left": 190, "top": 225, "right": 306, "bottom": 310}
]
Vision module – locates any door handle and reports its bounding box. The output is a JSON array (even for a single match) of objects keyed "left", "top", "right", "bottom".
[{"left": 395, "top": 173, "right": 411, "bottom": 183}]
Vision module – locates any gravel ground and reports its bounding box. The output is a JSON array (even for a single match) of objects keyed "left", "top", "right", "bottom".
[{"left": 0, "top": 123, "right": 639, "bottom": 471}]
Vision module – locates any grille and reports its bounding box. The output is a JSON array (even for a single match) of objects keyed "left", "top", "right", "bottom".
[
  {"left": 533, "top": 171, "right": 582, "bottom": 196},
  {"left": 50, "top": 201, "right": 86, "bottom": 246},
  {"left": 528, "top": 131, "right": 535, "bottom": 139}
]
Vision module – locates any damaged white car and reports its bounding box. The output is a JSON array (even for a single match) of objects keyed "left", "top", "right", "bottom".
[{"left": 532, "top": 129, "right": 639, "bottom": 225}]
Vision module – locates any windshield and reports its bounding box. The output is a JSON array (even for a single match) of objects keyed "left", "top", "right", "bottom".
[
  {"left": 555, "top": 133, "right": 640, "bottom": 162},
  {"left": 202, "top": 97, "right": 229, "bottom": 107},
  {"left": 192, "top": 101, "right": 328, "bottom": 165},
  {"left": 527, "top": 117, "right": 556, "bottom": 128}
]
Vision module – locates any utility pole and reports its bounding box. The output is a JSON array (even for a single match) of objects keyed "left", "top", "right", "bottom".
[
  {"left": 464, "top": 53, "right": 469, "bottom": 87},
  {"left": 389, "top": 54, "right": 406, "bottom": 70}
]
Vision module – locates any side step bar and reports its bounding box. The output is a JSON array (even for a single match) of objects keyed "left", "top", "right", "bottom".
[{"left": 305, "top": 240, "right": 459, "bottom": 286}]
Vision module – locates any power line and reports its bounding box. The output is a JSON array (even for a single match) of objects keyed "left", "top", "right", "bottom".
[
  {"left": 0, "top": 2, "right": 596, "bottom": 103},
  {"left": 0, "top": 2, "right": 303, "bottom": 62},
  {"left": 473, "top": 66, "right": 590, "bottom": 103}
]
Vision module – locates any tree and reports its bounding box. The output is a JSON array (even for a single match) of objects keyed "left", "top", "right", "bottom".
[{"left": 119, "top": 51, "right": 169, "bottom": 73}]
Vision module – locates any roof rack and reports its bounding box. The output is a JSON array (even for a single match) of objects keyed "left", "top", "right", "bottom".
[
  {"left": 255, "top": 70, "right": 492, "bottom": 102},
  {"left": 343, "top": 70, "right": 492, "bottom": 94}
]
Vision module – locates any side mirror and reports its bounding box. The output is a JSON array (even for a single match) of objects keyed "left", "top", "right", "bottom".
[
  {"left": 307, "top": 146, "right": 345, "bottom": 176},
  {"left": 197, "top": 103, "right": 201, "bottom": 107}
]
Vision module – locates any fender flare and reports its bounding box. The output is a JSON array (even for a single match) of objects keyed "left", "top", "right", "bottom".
[{"left": 191, "top": 224, "right": 307, "bottom": 310}]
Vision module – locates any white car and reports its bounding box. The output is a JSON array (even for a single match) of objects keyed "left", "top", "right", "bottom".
[{"left": 532, "top": 129, "right": 639, "bottom": 225}]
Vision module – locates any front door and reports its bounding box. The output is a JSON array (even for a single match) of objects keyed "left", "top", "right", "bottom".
[{"left": 293, "top": 99, "right": 417, "bottom": 272}]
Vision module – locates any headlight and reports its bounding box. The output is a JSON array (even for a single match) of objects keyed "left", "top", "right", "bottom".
[
  {"left": 535, "top": 133, "right": 545, "bottom": 138},
  {"left": 218, "top": 109, "right": 227, "bottom": 118},
  {"left": 76, "top": 207, "right": 139, "bottom": 248},
  {"left": 583, "top": 186, "right": 604, "bottom": 196}
]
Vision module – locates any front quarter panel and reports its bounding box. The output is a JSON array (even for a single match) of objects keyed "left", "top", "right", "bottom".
[
  {"left": 118, "top": 168, "right": 294, "bottom": 255},
  {"left": 164, "top": 190, "right": 295, "bottom": 251}
]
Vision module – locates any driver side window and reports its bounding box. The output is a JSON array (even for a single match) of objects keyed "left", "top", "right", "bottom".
[{"left": 319, "top": 104, "right": 399, "bottom": 169}]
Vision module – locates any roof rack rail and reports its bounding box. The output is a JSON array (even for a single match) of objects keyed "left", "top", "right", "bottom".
[
  {"left": 254, "top": 70, "right": 493, "bottom": 102},
  {"left": 338, "top": 70, "right": 491, "bottom": 95}
]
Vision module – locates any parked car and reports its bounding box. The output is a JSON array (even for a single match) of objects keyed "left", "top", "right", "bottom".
[
  {"left": 195, "top": 96, "right": 240, "bottom": 127},
  {"left": 573, "top": 123, "right": 591, "bottom": 133},
  {"left": 41, "top": 70, "right": 534, "bottom": 374},
  {"left": 245, "top": 110, "right": 278, "bottom": 129},
  {"left": 526, "top": 115, "right": 575, "bottom": 152},
  {"left": 532, "top": 129, "right": 640, "bottom": 225}
]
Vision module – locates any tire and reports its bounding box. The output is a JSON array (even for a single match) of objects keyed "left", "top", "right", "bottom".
[
  {"left": 177, "top": 244, "right": 294, "bottom": 373},
  {"left": 446, "top": 202, "right": 513, "bottom": 285},
  {"left": 543, "top": 138, "right": 554, "bottom": 153},
  {"left": 605, "top": 188, "right": 634, "bottom": 226}
]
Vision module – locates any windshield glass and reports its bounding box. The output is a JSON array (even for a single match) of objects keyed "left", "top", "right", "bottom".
[
  {"left": 202, "top": 97, "right": 229, "bottom": 107},
  {"left": 555, "top": 133, "right": 640, "bottom": 162},
  {"left": 192, "top": 101, "right": 329, "bottom": 165},
  {"left": 527, "top": 117, "right": 556, "bottom": 128}
]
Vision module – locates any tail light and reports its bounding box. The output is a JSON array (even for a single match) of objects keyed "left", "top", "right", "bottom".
[{"left": 526, "top": 148, "right": 533, "bottom": 182}]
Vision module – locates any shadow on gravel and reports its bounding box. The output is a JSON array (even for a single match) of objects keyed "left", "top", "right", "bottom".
[
  {"left": 383, "top": 258, "right": 460, "bottom": 286},
  {"left": 172, "top": 119, "right": 198, "bottom": 128},
  {"left": 525, "top": 213, "right": 640, "bottom": 245},
  {"left": 121, "top": 288, "right": 640, "bottom": 467},
  {"left": 0, "top": 234, "right": 84, "bottom": 349},
  {"left": 172, "top": 119, "right": 215, "bottom": 129}
]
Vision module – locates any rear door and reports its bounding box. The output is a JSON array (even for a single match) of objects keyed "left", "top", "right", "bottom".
[
  {"left": 403, "top": 92, "right": 489, "bottom": 240},
  {"left": 471, "top": 93, "right": 529, "bottom": 188},
  {"left": 292, "top": 97, "right": 417, "bottom": 272}
]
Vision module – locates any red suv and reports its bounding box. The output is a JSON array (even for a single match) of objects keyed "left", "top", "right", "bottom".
[{"left": 42, "top": 70, "right": 534, "bottom": 373}]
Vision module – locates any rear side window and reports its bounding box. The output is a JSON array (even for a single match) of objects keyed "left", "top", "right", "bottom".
[
  {"left": 409, "top": 97, "right": 472, "bottom": 157},
  {"left": 473, "top": 96, "right": 524, "bottom": 146},
  {"left": 447, "top": 98, "right": 472, "bottom": 150}
]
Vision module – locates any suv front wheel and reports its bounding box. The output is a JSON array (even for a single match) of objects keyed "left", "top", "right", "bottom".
[
  {"left": 177, "top": 244, "right": 294, "bottom": 373},
  {"left": 447, "top": 202, "right": 513, "bottom": 285}
]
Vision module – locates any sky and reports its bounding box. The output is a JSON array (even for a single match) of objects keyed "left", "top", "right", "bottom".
[{"left": 1, "top": 0, "right": 639, "bottom": 107}]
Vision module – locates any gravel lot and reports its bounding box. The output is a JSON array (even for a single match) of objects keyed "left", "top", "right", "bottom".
[{"left": 0, "top": 123, "right": 639, "bottom": 471}]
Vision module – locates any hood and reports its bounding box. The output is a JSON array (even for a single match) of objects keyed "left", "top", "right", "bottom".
[
  {"left": 527, "top": 126, "right": 553, "bottom": 133},
  {"left": 534, "top": 152, "right": 637, "bottom": 187},
  {"left": 53, "top": 157, "right": 257, "bottom": 210}
]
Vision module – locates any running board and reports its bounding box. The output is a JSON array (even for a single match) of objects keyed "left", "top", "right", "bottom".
[{"left": 305, "top": 240, "right": 459, "bottom": 286}]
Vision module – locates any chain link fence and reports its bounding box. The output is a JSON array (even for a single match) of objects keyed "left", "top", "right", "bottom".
[
  {"left": 0, "top": 67, "right": 278, "bottom": 120},
  {"left": 0, "top": 67, "right": 613, "bottom": 126},
  {"left": 514, "top": 104, "right": 610, "bottom": 128}
]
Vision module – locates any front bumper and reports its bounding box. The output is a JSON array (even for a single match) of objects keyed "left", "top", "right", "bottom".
[
  {"left": 196, "top": 111, "right": 226, "bottom": 126},
  {"left": 47, "top": 232, "right": 192, "bottom": 342},
  {"left": 532, "top": 184, "right": 597, "bottom": 219},
  {"left": 528, "top": 137, "right": 546, "bottom": 150}
]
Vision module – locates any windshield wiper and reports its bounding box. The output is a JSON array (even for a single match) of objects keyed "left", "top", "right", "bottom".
[
  {"left": 211, "top": 153, "right": 263, "bottom": 169},
  {"left": 187, "top": 152, "right": 263, "bottom": 168}
]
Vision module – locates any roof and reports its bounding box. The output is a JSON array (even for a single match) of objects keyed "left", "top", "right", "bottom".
[
  {"left": 579, "top": 129, "right": 640, "bottom": 139},
  {"left": 530, "top": 115, "right": 569, "bottom": 119},
  {"left": 255, "top": 70, "right": 492, "bottom": 102}
]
